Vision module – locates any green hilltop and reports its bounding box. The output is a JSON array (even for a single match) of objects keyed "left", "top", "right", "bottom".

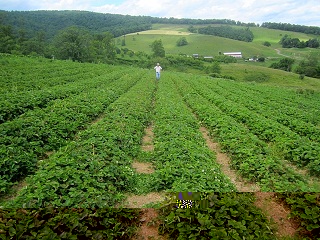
[{"left": 122, "top": 23, "right": 319, "bottom": 59}]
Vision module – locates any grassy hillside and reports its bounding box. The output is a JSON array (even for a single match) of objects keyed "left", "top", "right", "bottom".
[
  {"left": 221, "top": 63, "right": 320, "bottom": 90},
  {"left": 122, "top": 24, "right": 319, "bottom": 59}
]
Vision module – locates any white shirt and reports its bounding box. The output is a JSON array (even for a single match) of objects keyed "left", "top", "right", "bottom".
[{"left": 154, "top": 66, "right": 162, "bottom": 73}]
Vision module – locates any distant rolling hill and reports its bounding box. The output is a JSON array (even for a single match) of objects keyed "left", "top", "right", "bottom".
[{"left": 122, "top": 24, "right": 319, "bottom": 60}]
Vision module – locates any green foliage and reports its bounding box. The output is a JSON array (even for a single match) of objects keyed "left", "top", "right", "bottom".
[
  {"left": 175, "top": 73, "right": 320, "bottom": 191},
  {"left": 158, "top": 193, "right": 275, "bottom": 239},
  {"left": 0, "top": 10, "right": 152, "bottom": 39},
  {"left": 121, "top": 38, "right": 126, "bottom": 46},
  {"left": 262, "top": 22, "right": 320, "bottom": 35},
  {"left": 277, "top": 193, "right": 320, "bottom": 239},
  {"left": 257, "top": 57, "right": 265, "bottom": 62},
  {"left": 151, "top": 39, "right": 165, "bottom": 57},
  {"left": 214, "top": 55, "right": 237, "bottom": 63},
  {"left": 53, "top": 26, "right": 93, "bottom": 62},
  {"left": 244, "top": 72, "right": 270, "bottom": 82},
  {"left": 3, "top": 66, "right": 155, "bottom": 207},
  {"left": 49, "top": 27, "right": 117, "bottom": 63},
  {"left": 279, "top": 34, "right": 319, "bottom": 48},
  {"left": 187, "top": 25, "right": 197, "bottom": 33},
  {"left": 176, "top": 37, "right": 188, "bottom": 46},
  {"left": 197, "top": 25, "right": 254, "bottom": 42},
  {"left": 165, "top": 55, "right": 204, "bottom": 70},
  {"left": 0, "top": 25, "right": 18, "bottom": 54},
  {"left": 270, "top": 58, "right": 295, "bottom": 72},
  {"left": 205, "top": 61, "right": 221, "bottom": 74},
  {"left": 0, "top": 208, "right": 140, "bottom": 239},
  {"left": 152, "top": 74, "right": 235, "bottom": 192},
  {"left": 91, "top": 32, "right": 116, "bottom": 62},
  {"left": 263, "top": 41, "right": 271, "bottom": 47},
  {"left": 295, "top": 54, "right": 320, "bottom": 78},
  {"left": 0, "top": 56, "right": 145, "bottom": 196}
]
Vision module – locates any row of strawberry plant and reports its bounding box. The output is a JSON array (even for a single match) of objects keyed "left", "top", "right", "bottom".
[
  {"left": 158, "top": 193, "right": 275, "bottom": 239},
  {"left": 0, "top": 56, "right": 100, "bottom": 93},
  {"left": 277, "top": 193, "right": 320, "bottom": 239},
  {"left": 210, "top": 80, "right": 320, "bottom": 140},
  {"left": 174, "top": 73, "right": 316, "bottom": 191},
  {"left": 4, "top": 70, "right": 155, "bottom": 208},
  {"left": 151, "top": 74, "right": 236, "bottom": 192},
  {"left": 0, "top": 70, "right": 140, "bottom": 196},
  {"left": 216, "top": 79, "right": 320, "bottom": 123},
  {"left": 228, "top": 78, "right": 320, "bottom": 110},
  {"left": 0, "top": 208, "right": 140, "bottom": 239},
  {"left": 187, "top": 77, "right": 320, "bottom": 176},
  {"left": 0, "top": 67, "right": 128, "bottom": 123}
]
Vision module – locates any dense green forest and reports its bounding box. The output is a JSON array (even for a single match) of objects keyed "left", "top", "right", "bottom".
[
  {"left": 261, "top": 22, "right": 320, "bottom": 35},
  {"left": 0, "top": 10, "right": 258, "bottom": 40},
  {"left": 279, "top": 34, "right": 319, "bottom": 48},
  {"left": 0, "top": 10, "right": 152, "bottom": 39},
  {"left": 196, "top": 25, "right": 254, "bottom": 42}
]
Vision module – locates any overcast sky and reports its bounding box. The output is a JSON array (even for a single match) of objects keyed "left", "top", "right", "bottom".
[{"left": 1, "top": 0, "right": 319, "bottom": 26}]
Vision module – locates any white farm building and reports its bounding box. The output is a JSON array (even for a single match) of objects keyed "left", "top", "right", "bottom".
[{"left": 223, "top": 52, "right": 242, "bottom": 58}]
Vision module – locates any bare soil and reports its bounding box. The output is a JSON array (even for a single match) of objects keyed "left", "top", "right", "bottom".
[
  {"left": 132, "top": 161, "right": 155, "bottom": 174},
  {"left": 132, "top": 208, "right": 167, "bottom": 240},
  {"left": 125, "top": 192, "right": 165, "bottom": 208},
  {"left": 141, "top": 124, "right": 154, "bottom": 151},
  {"left": 254, "top": 192, "right": 300, "bottom": 238},
  {"left": 200, "top": 127, "right": 260, "bottom": 192}
]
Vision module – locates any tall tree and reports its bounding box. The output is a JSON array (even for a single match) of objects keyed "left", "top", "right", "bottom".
[
  {"left": 176, "top": 37, "right": 188, "bottom": 46},
  {"left": 92, "top": 32, "right": 116, "bottom": 62},
  {"left": 151, "top": 39, "right": 165, "bottom": 57},
  {"left": 270, "top": 58, "right": 295, "bottom": 72},
  {"left": 53, "top": 26, "right": 92, "bottom": 62},
  {"left": 0, "top": 25, "right": 16, "bottom": 53}
]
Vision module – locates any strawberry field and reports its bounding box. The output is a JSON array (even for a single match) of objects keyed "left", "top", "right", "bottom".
[{"left": 0, "top": 54, "right": 319, "bottom": 239}]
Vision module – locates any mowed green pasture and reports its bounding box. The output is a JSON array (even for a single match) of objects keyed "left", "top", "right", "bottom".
[{"left": 121, "top": 24, "right": 319, "bottom": 59}]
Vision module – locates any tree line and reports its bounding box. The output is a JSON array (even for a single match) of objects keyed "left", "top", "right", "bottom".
[
  {"left": 261, "top": 22, "right": 320, "bottom": 35},
  {"left": 270, "top": 55, "right": 320, "bottom": 79},
  {"left": 0, "top": 24, "right": 117, "bottom": 63},
  {"left": 0, "top": 10, "right": 152, "bottom": 40},
  {"left": 279, "top": 34, "right": 319, "bottom": 48},
  {"left": 0, "top": 10, "right": 259, "bottom": 42},
  {"left": 194, "top": 25, "right": 254, "bottom": 42}
]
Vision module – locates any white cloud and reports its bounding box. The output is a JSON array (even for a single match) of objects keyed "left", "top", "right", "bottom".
[{"left": 1, "top": 0, "right": 319, "bottom": 26}]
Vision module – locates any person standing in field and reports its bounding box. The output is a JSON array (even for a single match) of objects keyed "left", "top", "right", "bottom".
[{"left": 154, "top": 63, "right": 162, "bottom": 80}]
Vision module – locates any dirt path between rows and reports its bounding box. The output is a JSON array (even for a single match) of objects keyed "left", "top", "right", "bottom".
[
  {"left": 132, "top": 161, "right": 155, "bottom": 174},
  {"left": 141, "top": 124, "right": 154, "bottom": 152},
  {"left": 200, "top": 126, "right": 260, "bottom": 192},
  {"left": 254, "top": 192, "right": 300, "bottom": 238},
  {"left": 132, "top": 208, "right": 166, "bottom": 240},
  {"left": 128, "top": 122, "right": 166, "bottom": 239},
  {"left": 125, "top": 193, "right": 165, "bottom": 208}
]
